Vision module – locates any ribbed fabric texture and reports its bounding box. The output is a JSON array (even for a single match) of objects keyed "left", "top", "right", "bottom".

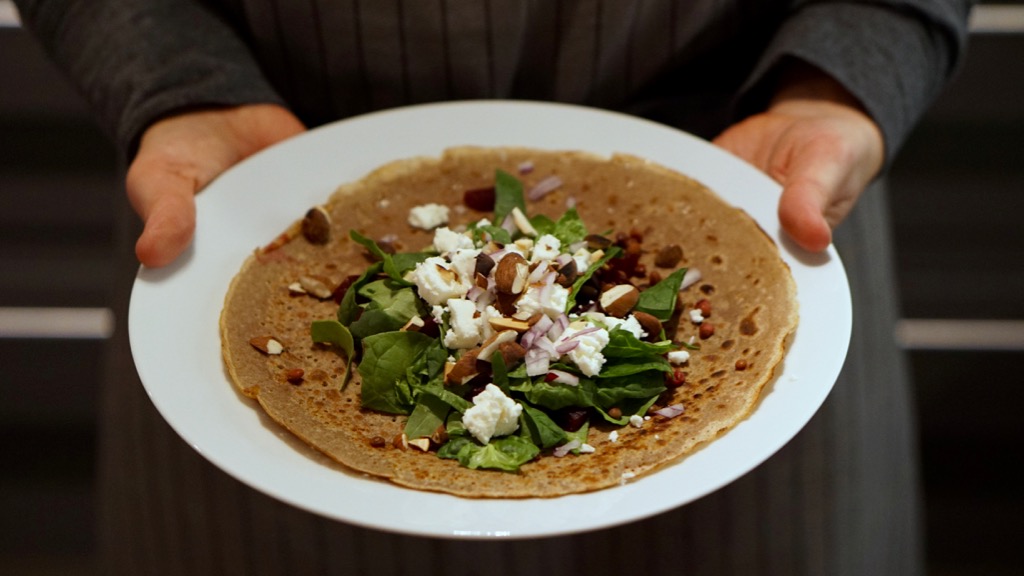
[{"left": 75, "top": 1, "right": 952, "bottom": 574}]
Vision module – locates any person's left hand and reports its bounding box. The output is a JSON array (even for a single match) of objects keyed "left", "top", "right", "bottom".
[{"left": 713, "top": 65, "right": 884, "bottom": 253}]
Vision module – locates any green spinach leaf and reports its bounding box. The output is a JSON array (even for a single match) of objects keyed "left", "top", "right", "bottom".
[
  {"left": 493, "top": 169, "right": 526, "bottom": 227},
  {"left": 358, "top": 331, "right": 437, "bottom": 414},
  {"left": 635, "top": 267, "right": 688, "bottom": 321},
  {"left": 404, "top": 393, "right": 451, "bottom": 439},
  {"left": 519, "top": 403, "right": 568, "bottom": 449}
]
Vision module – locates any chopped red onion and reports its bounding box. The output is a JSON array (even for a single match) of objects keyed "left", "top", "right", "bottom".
[
  {"left": 524, "top": 348, "right": 550, "bottom": 376},
  {"left": 525, "top": 315, "right": 553, "bottom": 344},
  {"left": 532, "top": 336, "right": 559, "bottom": 358},
  {"left": 527, "top": 175, "right": 563, "bottom": 201},
  {"left": 538, "top": 282, "right": 554, "bottom": 309},
  {"left": 653, "top": 403, "right": 685, "bottom": 418},
  {"left": 547, "top": 369, "right": 579, "bottom": 386},
  {"left": 547, "top": 314, "right": 569, "bottom": 341},
  {"left": 500, "top": 214, "right": 517, "bottom": 235},
  {"left": 680, "top": 268, "right": 702, "bottom": 291},
  {"left": 567, "top": 325, "right": 602, "bottom": 339},
  {"left": 528, "top": 262, "right": 549, "bottom": 284},
  {"left": 553, "top": 439, "right": 581, "bottom": 457},
  {"left": 521, "top": 330, "right": 537, "bottom": 350},
  {"left": 466, "top": 286, "right": 484, "bottom": 302},
  {"left": 555, "top": 339, "right": 580, "bottom": 355},
  {"left": 518, "top": 160, "right": 534, "bottom": 174}
]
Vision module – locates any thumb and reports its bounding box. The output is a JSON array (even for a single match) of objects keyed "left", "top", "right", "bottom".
[
  {"left": 125, "top": 105, "right": 306, "bottom": 267},
  {"left": 775, "top": 141, "right": 855, "bottom": 253},
  {"left": 777, "top": 175, "right": 834, "bottom": 253},
  {"left": 127, "top": 155, "right": 209, "bottom": 267}
]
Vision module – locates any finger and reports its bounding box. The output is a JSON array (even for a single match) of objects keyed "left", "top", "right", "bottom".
[
  {"left": 776, "top": 146, "right": 848, "bottom": 253},
  {"left": 127, "top": 158, "right": 202, "bottom": 267},
  {"left": 778, "top": 177, "right": 833, "bottom": 252}
]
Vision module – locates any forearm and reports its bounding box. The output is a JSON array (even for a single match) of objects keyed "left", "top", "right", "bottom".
[
  {"left": 14, "top": 0, "right": 284, "bottom": 158},
  {"left": 738, "top": 0, "right": 973, "bottom": 167}
]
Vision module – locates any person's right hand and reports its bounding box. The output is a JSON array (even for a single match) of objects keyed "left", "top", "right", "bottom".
[{"left": 126, "top": 104, "right": 306, "bottom": 267}]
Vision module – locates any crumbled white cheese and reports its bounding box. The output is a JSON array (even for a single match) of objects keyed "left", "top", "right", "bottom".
[
  {"left": 608, "top": 430, "right": 619, "bottom": 443},
  {"left": 514, "top": 283, "right": 569, "bottom": 320},
  {"left": 571, "top": 247, "right": 592, "bottom": 273},
  {"left": 513, "top": 237, "right": 534, "bottom": 255},
  {"left": 462, "top": 384, "right": 522, "bottom": 444},
  {"left": 629, "top": 414, "right": 644, "bottom": 428},
  {"left": 579, "top": 443, "right": 596, "bottom": 454},
  {"left": 603, "top": 314, "right": 647, "bottom": 340},
  {"left": 409, "top": 257, "right": 468, "bottom": 306},
  {"left": 408, "top": 203, "right": 450, "bottom": 230},
  {"left": 431, "top": 305, "right": 447, "bottom": 325},
  {"left": 448, "top": 248, "right": 481, "bottom": 289},
  {"left": 689, "top": 309, "right": 705, "bottom": 324},
  {"left": 668, "top": 350, "right": 691, "bottom": 364},
  {"left": 432, "top": 226, "right": 474, "bottom": 254},
  {"left": 444, "top": 298, "right": 481, "bottom": 349},
  {"left": 556, "top": 321, "right": 609, "bottom": 377},
  {"left": 529, "top": 234, "right": 562, "bottom": 264}
]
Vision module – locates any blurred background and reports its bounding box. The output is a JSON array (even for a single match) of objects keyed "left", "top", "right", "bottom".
[{"left": 1, "top": 1, "right": 1021, "bottom": 574}]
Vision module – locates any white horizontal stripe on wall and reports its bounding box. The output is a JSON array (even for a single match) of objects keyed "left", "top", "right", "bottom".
[
  {"left": 896, "top": 319, "right": 1024, "bottom": 351},
  {"left": 0, "top": 307, "right": 115, "bottom": 339}
]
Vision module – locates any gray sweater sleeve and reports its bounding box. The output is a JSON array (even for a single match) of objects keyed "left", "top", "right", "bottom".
[
  {"left": 14, "top": 0, "right": 285, "bottom": 158},
  {"left": 740, "top": 0, "right": 973, "bottom": 166}
]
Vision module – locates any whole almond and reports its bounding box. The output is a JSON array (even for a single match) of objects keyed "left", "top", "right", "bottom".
[
  {"left": 632, "top": 311, "right": 664, "bottom": 340},
  {"left": 445, "top": 348, "right": 481, "bottom": 385},
  {"left": 249, "top": 336, "right": 284, "bottom": 355},
  {"left": 654, "top": 244, "right": 683, "bottom": 268},
  {"left": 494, "top": 252, "right": 528, "bottom": 295},
  {"left": 599, "top": 284, "right": 640, "bottom": 317},
  {"left": 301, "top": 206, "right": 331, "bottom": 245}
]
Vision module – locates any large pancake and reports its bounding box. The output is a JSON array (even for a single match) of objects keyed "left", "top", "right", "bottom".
[{"left": 220, "top": 147, "right": 797, "bottom": 498}]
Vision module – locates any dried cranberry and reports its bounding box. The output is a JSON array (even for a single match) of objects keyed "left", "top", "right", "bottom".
[
  {"left": 666, "top": 368, "right": 687, "bottom": 388},
  {"left": 331, "top": 274, "right": 360, "bottom": 303},
  {"left": 560, "top": 408, "right": 590, "bottom": 432},
  {"left": 463, "top": 186, "right": 496, "bottom": 212}
]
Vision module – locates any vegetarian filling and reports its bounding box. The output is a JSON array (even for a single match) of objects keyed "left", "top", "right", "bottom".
[{"left": 311, "top": 169, "right": 707, "bottom": 472}]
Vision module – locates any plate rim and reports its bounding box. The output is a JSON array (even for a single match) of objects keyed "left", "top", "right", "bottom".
[{"left": 128, "top": 99, "right": 851, "bottom": 539}]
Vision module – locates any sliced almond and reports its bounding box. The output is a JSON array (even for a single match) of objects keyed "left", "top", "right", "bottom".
[
  {"left": 600, "top": 284, "right": 640, "bottom": 317},
  {"left": 401, "top": 316, "right": 425, "bottom": 332},
  {"left": 477, "top": 330, "right": 518, "bottom": 363},
  {"left": 487, "top": 316, "right": 532, "bottom": 333},
  {"left": 497, "top": 341, "right": 527, "bottom": 366},
  {"left": 429, "top": 424, "right": 449, "bottom": 445},
  {"left": 250, "top": 336, "right": 284, "bottom": 355},
  {"left": 393, "top": 433, "right": 409, "bottom": 450},
  {"left": 407, "top": 437, "right": 432, "bottom": 452},
  {"left": 511, "top": 207, "right": 537, "bottom": 237},
  {"left": 445, "top": 348, "right": 480, "bottom": 385},
  {"left": 298, "top": 275, "right": 334, "bottom": 299}
]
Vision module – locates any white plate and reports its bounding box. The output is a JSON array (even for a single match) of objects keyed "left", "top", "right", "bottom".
[{"left": 129, "top": 101, "right": 850, "bottom": 539}]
